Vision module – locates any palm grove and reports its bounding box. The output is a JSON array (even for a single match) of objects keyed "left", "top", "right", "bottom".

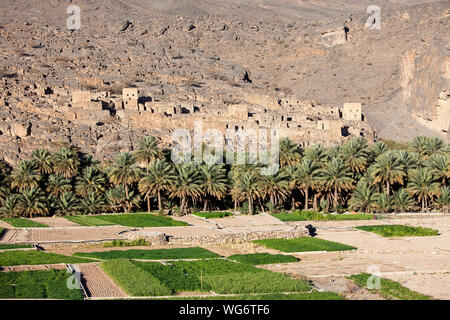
[{"left": 0, "top": 135, "right": 448, "bottom": 218}]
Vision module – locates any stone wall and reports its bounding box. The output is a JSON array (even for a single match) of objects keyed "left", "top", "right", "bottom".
[{"left": 126, "top": 228, "right": 307, "bottom": 246}]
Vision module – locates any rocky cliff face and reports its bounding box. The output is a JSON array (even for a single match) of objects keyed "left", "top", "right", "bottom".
[{"left": 0, "top": 0, "right": 448, "bottom": 162}]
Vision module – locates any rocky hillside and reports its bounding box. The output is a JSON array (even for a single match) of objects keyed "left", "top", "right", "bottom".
[{"left": 0, "top": 0, "right": 448, "bottom": 163}]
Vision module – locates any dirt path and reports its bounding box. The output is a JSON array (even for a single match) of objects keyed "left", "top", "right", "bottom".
[{"left": 77, "top": 263, "right": 127, "bottom": 298}]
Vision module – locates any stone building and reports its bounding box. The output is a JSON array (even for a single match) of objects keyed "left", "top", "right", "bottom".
[{"left": 342, "top": 103, "right": 362, "bottom": 121}]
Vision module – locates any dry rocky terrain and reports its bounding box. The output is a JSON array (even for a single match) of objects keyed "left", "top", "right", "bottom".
[{"left": 0, "top": 0, "right": 448, "bottom": 163}]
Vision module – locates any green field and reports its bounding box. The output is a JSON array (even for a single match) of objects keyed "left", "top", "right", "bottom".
[
  {"left": 356, "top": 225, "right": 439, "bottom": 237},
  {"left": 73, "top": 247, "right": 219, "bottom": 260},
  {"left": 0, "top": 244, "right": 34, "bottom": 250},
  {"left": 64, "top": 215, "right": 116, "bottom": 226},
  {"left": 1, "top": 218, "right": 48, "bottom": 228},
  {"left": 0, "top": 269, "right": 83, "bottom": 300},
  {"left": 153, "top": 292, "right": 344, "bottom": 300},
  {"left": 254, "top": 237, "right": 357, "bottom": 253},
  {"left": 0, "top": 250, "right": 93, "bottom": 266},
  {"left": 348, "top": 273, "right": 431, "bottom": 300},
  {"left": 192, "top": 212, "right": 232, "bottom": 219},
  {"left": 228, "top": 253, "right": 298, "bottom": 265},
  {"left": 272, "top": 211, "right": 383, "bottom": 222},
  {"left": 66, "top": 213, "right": 188, "bottom": 227},
  {"left": 103, "top": 259, "right": 311, "bottom": 296},
  {"left": 101, "top": 259, "right": 172, "bottom": 296}
]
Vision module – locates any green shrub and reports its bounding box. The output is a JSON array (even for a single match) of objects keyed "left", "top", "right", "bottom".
[
  {"left": 101, "top": 259, "right": 172, "bottom": 296},
  {"left": 0, "top": 250, "right": 93, "bottom": 266},
  {"left": 356, "top": 225, "right": 439, "bottom": 237},
  {"left": 74, "top": 247, "right": 219, "bottom": 260},
  {"left": 192, "top": 212, "right": 232, "bottom": 219},
  {"left": 1, "top": 218, "right": 48, "bottom": 228},
  {"left": 228, "top": 253, "right": 298, "bottom": 265},
  {"left": 349, "top": 273, "right": 430, "bottom": 300},
  {"left": 254, "top": 237, "right": 357, "bottom": 252},
  {"left": 102, "top": 238, "right": 150, "bottom": 248}
]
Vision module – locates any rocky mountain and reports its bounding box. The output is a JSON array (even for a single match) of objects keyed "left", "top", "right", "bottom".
[{"left": 0, "top": 0, "right": 448, "bottom": 163}]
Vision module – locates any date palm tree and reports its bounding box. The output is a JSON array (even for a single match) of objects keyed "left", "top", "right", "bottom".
[
  {"left": 296, "top": 158, "right": 321, "bottom": 210},
  {"left": 53, "top": 191, "right": 80, "bottom": 216},
  {"left": 279, "top": 138, "right": 301, "bottom": 168},
  {"left": 106, "top": 186, "right": 140, "bottom": 213},
  {"left": 374, "top": 193, "right": 392, "bottom": 213},
  {"left": 31, "top": 148, "right": 53, "bottom": 176},
  {"left": 108, "top": 152, "right": 141, "bottom": 199},
  {"left": 52, "top": 147, "right": 80, "bottom": 178},
  {"left": 339, "top": 137, "right": 369, "bottom": 175},
  {"left": 395, "top": 150, "right": 419, "bottom": 171},
  {"left": 134, "top": 136, "right": 163, "bottom": 167},
  {"left": 368, "top": 142, "right": 387, "bottom": 161},
  {"left": 232, "top": 171, "right": 262, "bottom": 215},
  {"left": 200, "top": 163, "right": 228, "bottom": 212},
  {"left": 0, "top": 194, "right": 18, "bottom": 217},
  {"left": 16, "top": 187, "right": 48, "bottom": 218},
  {"left": 11, "top": 160, "right": 41, "bottom": 191},
  {"left": 371, "top": 151, "right": 406, "bottom": 195},
  {"left": 170, "top": 164, "right": 203, "bottom": 215},
  {"left": 75, "top": 167, "right": 106, "bottom": 197},
  {"left": 433, "top": 187, "right": 449, "bottom": 212},
  {"left": 320, "top": 158, "right": 354, "bottom": 209},
  {"left": 138, "top": 159, "right": 175, "bottom": 212},
  {"left": 425, "top": 154, "right": 449, "bottom": 187},
  {"left": 303, "top": 144, "right": 328, "bottom": 164},
  {"left": 260, "top": 169, "right": 289, "bottom": 209},
  {"left": 80, "top": 191, "right": 105, "bottom": 215},
  {"left": 393, "top": 189, "right": 416, "bottom": 213},
  {"left": 46, "top": 174, "right": 72, "bottom": 196},
  {"left": 407, "top": 168, "right": 440, "bottom": 212},
  {"left": 284, "top": 165, "right": 299, "bottom": 210},
  {"left": 348, "top": 181, "right": 377, "bottom": 213}
]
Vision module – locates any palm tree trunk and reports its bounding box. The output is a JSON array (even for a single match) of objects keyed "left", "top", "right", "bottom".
[
  {"left": 158, "top": 191, "right": 162, "bottom": 211},
  {"left": 258, "top": 198, "right": 265, "bottom": 213},
  {"left": 204, "top": 199, "right": 208, "bottom": 212},
  {"left": 234, "top": 199, "right": 237, "bottom": 212},
  {"left": 147, "top": 196, "right": 151, "bottom": 214},
  {"left": 386, "top": 181, "right": 390, "bottom": 195},
  {"left": 180, "top": 196, "right": 185, "bottom": 216},
  {"left": 125, "top": 184, "right": 129, "bottom": 199},
  {"left": 313, "top": 193, "right": 318, "bottom": 212},
  {"left": 248, "top": 196, "right": 253, "bottom": 215},
  {"left": 304, "top": 188, "right": 309, "bottom": 210},
  {"left": 421, "top": 197, "right": 425, "bottom": 212},
  {"left": 291, "top": 196, "right": 296, "bottom": 212},
  {"left": 334, "top": 186, "right": 338, "bottom": 209}
]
